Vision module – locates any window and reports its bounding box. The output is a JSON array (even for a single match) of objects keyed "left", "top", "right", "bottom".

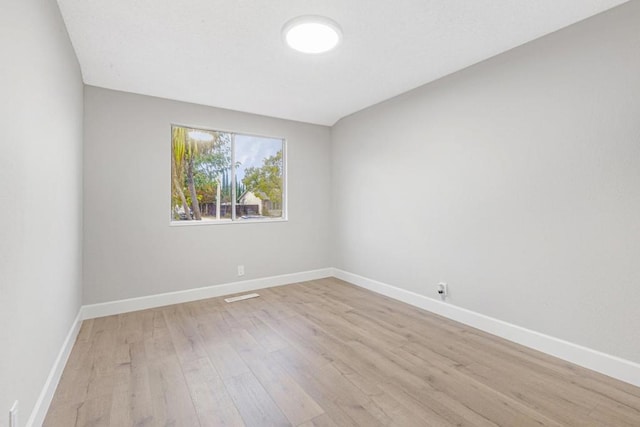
[{"left": 171, "top": 125, "right": 285, "bottom": 223}]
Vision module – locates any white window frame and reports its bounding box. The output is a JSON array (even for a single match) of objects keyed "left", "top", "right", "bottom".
[{"left": 169, "top": 123, "right": 288, "bottom": 226}]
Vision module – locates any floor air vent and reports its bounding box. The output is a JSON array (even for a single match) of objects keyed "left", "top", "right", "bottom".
[{"left": 224, "top": 293, "right": 260, "bottom": 303}]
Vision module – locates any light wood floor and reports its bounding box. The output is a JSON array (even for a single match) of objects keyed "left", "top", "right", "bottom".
[{"left": 45, "top": 278, "right": 640, "bottom": 426}]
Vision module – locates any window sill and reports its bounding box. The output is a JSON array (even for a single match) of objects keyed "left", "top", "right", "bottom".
[{"left": 169, "top": 217, "right": 288, "bottom": 227}]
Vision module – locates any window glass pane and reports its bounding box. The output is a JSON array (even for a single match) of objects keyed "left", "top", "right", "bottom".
[
  {"left": 171, "top": 125, "right": 285, "bottom": 223},
  {"left": 171, "top": 126, "right": 232, "bottom": 221},
  {"left": 235, "top": 135, "right": 284, "bottom": 219}
]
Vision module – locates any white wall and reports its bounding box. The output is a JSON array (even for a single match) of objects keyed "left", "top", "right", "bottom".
[
  {"left": 0, "top": 0, "right": 84, "bottom": 424},
  {"left": 83, "top": 87, "right": 332, "bottom": 304},
  {"left": 332, "top": 2, "right": 640, "bottom": 364}
]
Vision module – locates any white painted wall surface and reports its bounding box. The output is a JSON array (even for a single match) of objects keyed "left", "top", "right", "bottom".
[
  {"left": 331, "top": 2, "right": 640, "bottom": 363},
  {"left": 0, "top": 0, "right": 84, "bottom": 424},
  {"left": 83, "top": 87, "right": 332, "bottom": 304}
]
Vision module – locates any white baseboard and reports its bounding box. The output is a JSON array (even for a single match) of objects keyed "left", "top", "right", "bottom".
[
  {"left": 81, "top": 268, "right": 333, "bottom": 319},
  {"left": 27, "top": 310, "right": 83, "bottom": 427},
  {"left": 333, "top": 268, "right": 640, "bottom": 388}
]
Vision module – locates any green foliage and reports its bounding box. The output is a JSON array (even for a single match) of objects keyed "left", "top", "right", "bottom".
[
  {"left": 171, "top": 127, "right": 233, "bottom": 218},
  {"left": 242, "top": 150, "right": 283, "bottom": 205},
  {"left": 236, "top": 179, "right": 246, "bottom": 201}
]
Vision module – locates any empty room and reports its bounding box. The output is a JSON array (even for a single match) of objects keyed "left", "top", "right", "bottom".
[{"left": 2, "top": 0, "right": 640, "bottom": 426}]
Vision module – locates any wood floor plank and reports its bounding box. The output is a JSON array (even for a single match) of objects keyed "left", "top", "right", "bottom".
[
  {"left": 588, "top": 401, "right": 640, "bottom": 426},
  {"left": 146, "top": 356, "right": 200, "bottom": 426},
  {"left": 223, "top": 371, "right": 291, "bottom": 426},
  {"left": 109, "top": 371, "right": 154, "bottom": 427},
  {"left": 253, "top": 311, "right": 335, "bottom": 368},
  {"left": 244, "top": 316, "right": 290, "bottom": 353},
  {"left": 296, "top": 414, "right": 340, "bottom": 427},
  {"left": 45, "top": 278, "right": 640, "bottom": 426},
  {"left": 43, "top": 402, "right": 81, "bottom": 427},
  {"left": 270, "top": 347, "right": 387, "bottom": 427},
  {"left": 76, "top": 395, "right": 113, "bottom": 427},
  {"left": 76, "top": 318, "right": 94, "bottom": 342},
  {"left": 230, "top": 328, "right": 325, "bottom": 425},
  {"left": 182, "top": 357, "right": 246, "bottom": 427},
  {"left": 162, "top": 305, "right": 209, "bottom": 363}
]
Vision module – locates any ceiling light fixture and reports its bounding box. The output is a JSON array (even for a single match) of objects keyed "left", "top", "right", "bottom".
[{"left": 283, "top": 16, "right": 342, "bottom": 54}]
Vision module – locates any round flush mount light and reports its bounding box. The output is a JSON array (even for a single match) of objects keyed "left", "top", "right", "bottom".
[{"left": 283, "top": 15, "right": 342, "bottom": 54}]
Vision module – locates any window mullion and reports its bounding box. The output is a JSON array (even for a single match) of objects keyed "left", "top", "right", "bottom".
[{"left": 231, "top": 133, "right": 236, "bottom": 221}]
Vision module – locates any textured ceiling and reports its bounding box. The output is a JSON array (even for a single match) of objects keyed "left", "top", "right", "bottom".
[{"left": 57, "top": 0, "right": 628, "bottom": 125}]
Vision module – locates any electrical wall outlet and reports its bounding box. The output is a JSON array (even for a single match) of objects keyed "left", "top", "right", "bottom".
[
  {"left": 237, "top": 265, "right": 245, "bottom": 276},
  {"left": 9, "top": 400, "right": 18, "bottom": 427},
  {"left": 437, "top": 282, "right": 448, "bottom": 299}
]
